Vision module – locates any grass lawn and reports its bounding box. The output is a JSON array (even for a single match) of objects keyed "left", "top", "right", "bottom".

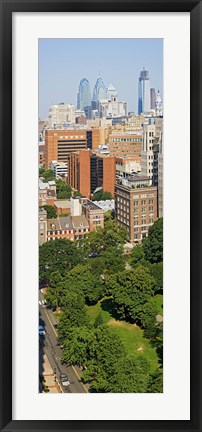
[{"left": 86, "top": 297, "right": 161, "bottom": 373}]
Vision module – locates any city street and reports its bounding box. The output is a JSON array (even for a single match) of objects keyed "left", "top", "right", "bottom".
[{"left": 39, "top": 291, "right": 88, "bottom": 393}]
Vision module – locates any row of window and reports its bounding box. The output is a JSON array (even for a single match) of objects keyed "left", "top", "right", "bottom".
[{"left": 111, "top": 138, "right": 142, "bottom": 143}]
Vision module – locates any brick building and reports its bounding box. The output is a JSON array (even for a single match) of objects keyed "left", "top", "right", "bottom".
[
  {"left": 44, "top": 128, "right": 101, "bottom": 169},
  {"left": 108, "top": 132, "right": 143, "bottom": 157},
  {"left": 68, "top": 150, "right": 116, "bottom": 198},
  {"left": 115, "top": 176, "right": 157, "bottom": 243}
]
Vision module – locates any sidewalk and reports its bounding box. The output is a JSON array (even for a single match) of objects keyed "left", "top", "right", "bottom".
[{"left": 40, "top": 353, "right": 62, "bottom": 393}]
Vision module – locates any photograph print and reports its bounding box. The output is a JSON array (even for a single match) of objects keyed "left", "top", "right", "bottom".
[{"left": 38, "top": 38, "right": 163, "bottom": 394}]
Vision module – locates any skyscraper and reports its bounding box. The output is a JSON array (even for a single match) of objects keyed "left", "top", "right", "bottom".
[
  {"left": 107, "top": 83, "right": 117, "bottom": 99},
  {"left": 77, "top": 78, "right": 91, "bottom": 111},
  {"left": 138, "top": 68, "right": 150, "bottom": 115},
  {"left": 150, "top": 88, "right": 156, "bottom": 110},
  {"left": 92, "top": 76, "right": 107, "bottom": 108}
]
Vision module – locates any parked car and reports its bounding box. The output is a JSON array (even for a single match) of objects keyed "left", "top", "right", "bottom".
[
  {"left": 60, "top": 373, "right": 70, "bottom": 387},
  {"left": 39, "top": 325, "right": 45, "bottom": 336}
]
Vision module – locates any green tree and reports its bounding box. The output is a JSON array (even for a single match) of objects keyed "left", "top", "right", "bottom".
[
  {"left": 39, "top": 238, "right": 83, "bottom": 281},
  {"left": 40, "top": 169, "right": 54, "bottom": 182},
  {"left": 147, "top": 262, "right": 163, "bottom": 293},
  {"left": 92, "top": 189, "right": 113, "bottom": 201},
  {"left": 39, "top": 166, "right": 45, "bottom": 176},
  {"left": 44, "top": 270, "right": 63, "bottom": 308},
  {"left": 40, "top": 205, "right": 57, "bottom": 219},
  {"left": 55, "top": 179, "right": 72, "bottom": 199},
  {"left": 148, "top": 368, "right": 163, "bottom": 393},
  {"left": 62, "top": 264, "right": 105, "bottom": 305},
  {"left": 86, "top": 219, "right": 128, "bottom": 254},
  {"left": 130, "top": 244, "right": 145, "bottom": 267},
  {"left": 94, "top": 312, "right": 104, "bottom": 328},
  {"left": 108, "top": 266, "right": 155, "bottom": 322},
  {"left": 102, "top": 191, "right": 113, "bottom": 200},
  {"left": 143, "top": 218, "right": 163, "bottom": 263},
  {"left": 61, "top": 326, "right": 96, "bottom": 366},
  {"left": 58, "top": 293, "right": 90, "bottom": 343}
]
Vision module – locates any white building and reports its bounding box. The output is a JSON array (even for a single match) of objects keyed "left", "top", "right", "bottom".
[
  {"left": 141, "top": 121, "right": 156, "bottom": 179},
  {"left": 155, "top": 90, "right": 163, "bottom": 117},
  {"left": 94, "top": 199, "right": 115, "bottom": 212},
  {"left": 50, "top": 160, "right": 68, "bottom": 179},
  {"left": 99, "top": 96, "right": 127, "bottom": 118},
  {"left": 48, "top": 103, "right": 75, "bottom": 128}
]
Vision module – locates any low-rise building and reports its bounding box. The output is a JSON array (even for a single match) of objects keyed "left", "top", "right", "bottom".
[
  {"left": 54, "top": 200, "right": 71, "bottom": 215},
  {"left": 50, "top": 160, "right": 68, "bottom": 179},
  {"left": 39, "top": 179, "right": 56, "bottom": 206},
  {"left": 82, "top": 200, "right": 104, "bottom": 231}
]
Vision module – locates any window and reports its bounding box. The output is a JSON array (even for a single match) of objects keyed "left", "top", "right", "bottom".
[
  {"left": 142, "top": 219, "right": 146, "bottom": 225},
  {"left": 133, "top": 194, "right": 139, "bottom": 199},
  {"left": 134, "top": 227, "right": 139, "bottom": 232},
  {"left": 141, "top": 194, "right": 146, "bottom": 198},
  {"left": 134, "top": 201, "right": 138, "bottom": 206},
  {"left": 142, "top": 226, "right": 146, "bottom": 232},
  {"left": 142, "top": 207, "right": 146, "bottom": 212},
  {"left": 149, "top": 199, "right": 154, "bottom": 204},
  {"left": 141, "top": 200, "right": 146, "bottom": 205},
  {"left": 134, "top": 221, "right": 138, "bottom": 226},
  {"left": 149, "top": 206, "right": 153, "bottom": 211},
  {"left": 134, "top": 234, "right": 139, "bottom": 240}
]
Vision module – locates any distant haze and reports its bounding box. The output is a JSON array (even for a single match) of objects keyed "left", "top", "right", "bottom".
[{"left": 39, "top": 38, "right": 163, "bottom": 119}]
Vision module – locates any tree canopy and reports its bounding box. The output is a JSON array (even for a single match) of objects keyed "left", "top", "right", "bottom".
[
  {"left": 39, "top": 238, "right": 84, "bottom": 282},
  {"left": 40, "top": 204, "right": 57, "bottom": 219},
  {"left": 92, "top": 189, "right": 113, "bottom": 201},
  {"left": 142, "top": 218, "right": 163, "bottom": 263}
]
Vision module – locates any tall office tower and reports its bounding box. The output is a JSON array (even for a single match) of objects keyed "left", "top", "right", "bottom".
[
  {"left": 138, "top": 68, "right": 150, "bottom": 115},
  {"left": 107, "top": 83, "right": 117, "bottom": 99},
  {"left": 150, "top": 88, "right": 156, "bottom": 110},
  {"left": 77, "top": 78, "right": 91, "bottom": 112},
  {"left": 92, "top": 76, "right": 107, "bottom": 108}
]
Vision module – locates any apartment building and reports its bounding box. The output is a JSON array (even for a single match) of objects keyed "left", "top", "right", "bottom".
[{"left": 115, "top": 176, "right": 157, "bottom": 243}]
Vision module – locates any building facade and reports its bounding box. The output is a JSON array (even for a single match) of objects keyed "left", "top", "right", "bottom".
[
  {"left": 77, "top": 78, "right": 91, "bottom": 111},
  {"left": 48, "top": 103, "right": 75, "bottom": 128},
  {"left": 44, "top": 128, "right": 101, "bottom": 169},
  {"left": 109, "top": 132, "right": 143, "bottom": 158},
  {"left": 115, "top": 176, "right": 158, "bottom": 243},
  {"left": 138, "top": 68, "right": 150, "bottom": 115}
]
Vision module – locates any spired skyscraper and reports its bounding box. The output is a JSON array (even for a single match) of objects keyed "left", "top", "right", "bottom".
[
  {"left": 138, "top": 68, "right": 150, "bottom": 115},
  {"left": 77, "top": 78, "right": 91, "bottom": 111},
  {"left": 92, "top": 76, "right": 107, "bottom": 109}
]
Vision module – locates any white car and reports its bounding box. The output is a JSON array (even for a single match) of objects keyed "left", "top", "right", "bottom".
[
  {"left": 39, "top": 325, "right": 45, "bottom": 336},
  {"left": 60, "top": 373, "right": 70, "bottom": 387}
]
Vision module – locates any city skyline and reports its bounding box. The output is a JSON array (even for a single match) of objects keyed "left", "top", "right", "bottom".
[{"left": 39, "top": 38, "right": 163, "bottom": 119}]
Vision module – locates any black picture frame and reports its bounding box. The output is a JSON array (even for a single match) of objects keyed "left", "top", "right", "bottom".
[{"left": 0, "top": 1, "right": 201, "bottom": 431}]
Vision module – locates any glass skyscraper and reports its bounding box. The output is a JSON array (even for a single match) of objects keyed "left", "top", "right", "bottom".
[
  {"left": 138, "top": 68, "right": 150, "bottom": 115},
  {"left": 92, "top": 76, "right": 107, "bottom": 107},
  {"left": 77, "top": 78, "right": 91, "bottom": 110}
]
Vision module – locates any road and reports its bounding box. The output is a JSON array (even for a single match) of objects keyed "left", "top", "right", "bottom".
[{"left": 39, "top": 291, "right": 88, "bottom": 393}]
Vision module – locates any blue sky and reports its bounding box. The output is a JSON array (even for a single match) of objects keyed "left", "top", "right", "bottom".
[{"left": 39, "top": 38, "right": 163, "bottom": 119}]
